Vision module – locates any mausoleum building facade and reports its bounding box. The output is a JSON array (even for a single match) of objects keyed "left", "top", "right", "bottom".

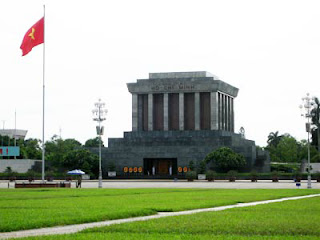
[{"left": 101, "top": 72, "right": 269, "bottom": 177}]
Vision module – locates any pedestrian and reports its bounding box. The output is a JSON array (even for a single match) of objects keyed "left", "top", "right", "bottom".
[{"left": 77, "top": 177, "right": 82, "bottom": 188}]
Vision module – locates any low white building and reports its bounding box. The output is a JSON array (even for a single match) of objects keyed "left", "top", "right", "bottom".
[{"left": 0, "top": 129, "right": 28, "bottom": 140}]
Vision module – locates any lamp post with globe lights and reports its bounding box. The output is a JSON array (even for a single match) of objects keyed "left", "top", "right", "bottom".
[
  {"left": 92, "top": 99, "right": 108, "bottom": 188},
  {"left": 300, "top": 93, "right": 318, "bottom": 189}
]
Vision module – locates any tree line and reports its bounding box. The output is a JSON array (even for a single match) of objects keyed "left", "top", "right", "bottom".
[
  {"left": 0, "top": 135, "right": 102, "bottom": 176},
  {"left": 266, "top": 131, "right": 320, "bottom": 163},
  {"left": 2, "top": 108, "right": 320, "bottom": 176}
]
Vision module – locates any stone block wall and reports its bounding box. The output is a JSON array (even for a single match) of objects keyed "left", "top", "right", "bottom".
[
  {"left": 96, "top": 130, "right": 269, "bottom": 177},
  {"left": 0, "top": 159, "right": 42, "bottom": 173}
]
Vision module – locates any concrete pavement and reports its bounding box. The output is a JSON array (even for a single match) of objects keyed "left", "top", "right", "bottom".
[{"left": 1, "top": 179, "right": 320, "bottom": 189}]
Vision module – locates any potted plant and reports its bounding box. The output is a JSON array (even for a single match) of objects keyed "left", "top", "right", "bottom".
[
  {"left": 107, "top": 162, "right": 116, "bottom": 177},
  {"left": 188, "top": 160, "right": 195, "bottom": 171},
  {"left": 4, "top": 167, "right": 15, "bottom": 182},
  {"left": 197, "top": 161, "right": 206, "bottom": 180},
  {"left": 227, "top": 170, "right": 237, "bottom": 182},
  {"left": 271, "top": 171, "right": 279, "bottom": 182},
  {"left": 46, "top": 171, "right": 54, "bottom": 182},
  {"left": 9, "top": 174, "right": 17, "bottom": 182},
  {"left": 250, "top": 170, "right": 258, "bottom": 182},
  {"left": 27, "top": 170, "right": 36, "bottom": 183},
  {"left": 206, "top": 170, "right": 216, "bottom": 181},
  {"left": 186, "top": 171, "right": 197, "bottom": 182},
  {"left": 293, "top": 171, "right": 302, "bottom": 182}
]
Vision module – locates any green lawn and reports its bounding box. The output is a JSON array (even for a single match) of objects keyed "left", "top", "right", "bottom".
[
  {"left": 18, "top": 196, "right": 320, "bottom": 240},
  {"left": 0, "top": 188, "right": 319, "bottom": 233}
]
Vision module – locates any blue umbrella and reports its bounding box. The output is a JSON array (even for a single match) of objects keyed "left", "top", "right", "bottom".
[{"left": 67, "top": 169, "right": 85, "bottom": 175}]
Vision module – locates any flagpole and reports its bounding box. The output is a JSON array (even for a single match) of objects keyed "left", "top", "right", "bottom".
[
  {"left": 41, "top": 4, "right": 46, "bottom": 182},
  {"left": 14, "top": 109, "right": 16, "bottom": 160}
]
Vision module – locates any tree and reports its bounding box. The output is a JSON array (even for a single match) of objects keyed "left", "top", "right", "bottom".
[
  {"left": 266, "top": 131, "right": 284, "bottom": 161},
  {"left": 45, "top": 135, "right": 82, "bottom": 170},
  {"left": 276, "top": 135, "right": 299, "bottom": 162},
  {"left": 19, "top": 138, "right": 42, "bottom": 159},
  {"left": 267, "top": 131, "right": 283, "bottom": 148},
  {"left": 311, "top": 97, "right": 320, "bottom": 151},
  {"left": 84, "top": 137, "right": 103, "bottom": 147},
  {"left": 204, "top": 147, "right": 246, "bottom": 172},
  {"left": 267, "top": 133, "right": 318, "bottom": 163},
  {"left": 0, "top": 135, "right": 11, "bottom": 147},
  {"left": 298, "top": 139, "right": 318, "bottom": 162},
  {"left": 63, "top": 149, "right": 99, "bottom": 176},
  {"left": 44, "top": 135, "right": 99, "bottom": 176},
  {"left": 311, "top": 153, "right": 320, "bottom": 162}
]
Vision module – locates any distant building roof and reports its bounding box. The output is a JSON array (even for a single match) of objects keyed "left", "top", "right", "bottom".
[
  {"left": 0, "top": 129, "right": 28, "bottom": 140},
  {"left": 149, "top": 71, "right": 220, "bottom": 80}
]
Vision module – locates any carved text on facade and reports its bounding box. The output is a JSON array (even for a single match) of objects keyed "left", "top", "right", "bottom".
[{"left": 151, "top": 83, "right": 195, "bottom": 92}]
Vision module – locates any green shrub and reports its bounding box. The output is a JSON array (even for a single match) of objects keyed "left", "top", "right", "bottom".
[
  {"left": 271, "top": 171, "right": 279, "bottom": 177},
  {"left": 311, "top": 154, "right": 320, "bottom": 162},
  {"left": 107, "top": 162, "right": 116, "bottom": 171},
  {"left": 250, "top": 170, "right": 258, "bottom": 181},
  {"left": 185, "top": 171, "right": 197, "bottom": 180},
  {"left": 227, "top": 170, "right": 238, "bottom": 177},
  {"left": 4, "top": 166, "right": 12, "bottom": 174},
  {"left": 205, "top": 147, "right": 246, "bottom": 172},
  {"left": 206, "top": 170, "right": 216, "bottom": 181},
  {"left": 197, "top": 161, "right": 206, "bottom": 174},
  {"left": 270, "top": 163, "right": 298, "bottom": 173},
  {"left": 26, "top": 170, "right": 36, "bottom": 177},
  {"left": 188, "top": 161, "right": 195, "bottom": 171},
  {"left": 250, "top": 170, "right": 258, "bottom": 178},
  {"left": 292, "top": 170, "right": 302, "bottom": 181}
]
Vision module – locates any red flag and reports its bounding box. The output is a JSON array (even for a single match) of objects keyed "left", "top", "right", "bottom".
[{"left": 20, "top": 17, "right": 44, "bottom": 56}]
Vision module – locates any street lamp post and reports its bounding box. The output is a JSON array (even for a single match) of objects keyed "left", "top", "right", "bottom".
[
  {"left": 300, "top": 93, "right": 318, "bottom": 189},
  {"left": 92, "top": 99, "right": 107, "bottom": 188}
]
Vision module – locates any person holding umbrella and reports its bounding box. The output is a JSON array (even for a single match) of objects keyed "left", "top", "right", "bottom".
[
  {"left": 77, "top": 176, "right": 82, "bottom": 188},
  {"left": 67, "top": 169, "right": 85, "bottom": 188}
]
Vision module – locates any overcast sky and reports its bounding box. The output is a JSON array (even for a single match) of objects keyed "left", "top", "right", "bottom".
[{"left": 1, "top": 0, "right": 320, "bottom": 147}]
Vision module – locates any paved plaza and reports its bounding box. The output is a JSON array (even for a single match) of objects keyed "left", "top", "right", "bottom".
[{"left": 2, "top": 179, "right": 320, "bottom": 189}]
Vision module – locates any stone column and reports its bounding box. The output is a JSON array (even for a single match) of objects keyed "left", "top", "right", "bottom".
[
  {"left": 179, "top": 93, "right": 184, "bottom": 130},
  {"left": 210, "top": 92, "right": 218, "bottom": 130},
  {"left": 148, "top": 93, "right": 153, "bottom": 131},
  {"left": 221, "top": 93, "right": 225, "bottom": 130},
  {"left": 195, "top": 92, "right": 200, "bottom": 130},
  {"left": 228, "top": 97, "right": 232, "bottom": 131},
  {"left": 164, "top": 93, "right": 169, "bottom": 131},
  {"left": 221, "top": 94, "right": 224, "bottom": 130},
  {"left": 218, "top": 93, "right": 222, "bottom": 130},
  {"left": 138, "top": 95, "right": 143, "bottom": 131},
  {"left": 132, "top": 94, "right": 138, "bottom": 131},
  {"left": 231, "top": 97, "right": 234, "bottom": 132},
  {"left": 225, "top": 95, "right": 229, "bottom": 131}
]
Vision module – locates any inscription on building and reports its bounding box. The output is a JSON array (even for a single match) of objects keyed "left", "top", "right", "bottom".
[{"left": 151, "top": 83, "right": 195, "bottom": 92}]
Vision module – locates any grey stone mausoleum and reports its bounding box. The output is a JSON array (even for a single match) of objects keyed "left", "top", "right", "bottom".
[{"left": 101, "top": 71, "right": 269, "bottom": 177}]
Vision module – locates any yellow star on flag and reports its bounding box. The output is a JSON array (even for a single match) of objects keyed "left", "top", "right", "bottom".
[{"left": 28, "top": 28, "right": 35, "bottom": 40}]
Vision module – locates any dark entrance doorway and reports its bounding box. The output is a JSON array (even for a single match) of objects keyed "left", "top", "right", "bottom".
[{"left": 144, "top": 158, "right": 177, "bottom": 176}]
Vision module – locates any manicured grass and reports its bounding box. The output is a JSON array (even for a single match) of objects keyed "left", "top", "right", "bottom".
[
  {"left": 1, "top": 189, "right": 319, "bottom": 232},
  {"left": 16, "top": 196, "right": 320, "bottom": 240},
  {"left": 92, "top": 196, "right": 320, "bottom": 237}
]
